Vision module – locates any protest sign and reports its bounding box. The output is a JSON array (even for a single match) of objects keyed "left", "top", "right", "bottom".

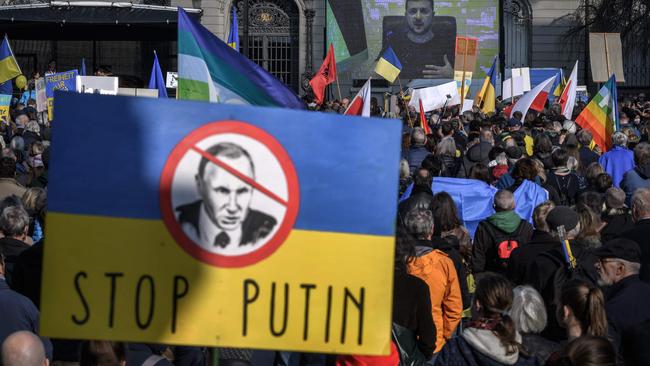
[
  {"left": 454, "top": 36, "right": 478, "bottom": 102},
  {"left": 45, "top": 70, "right": 78, "bottom": 121},
  {"left": 166, "top": 72, "right": 178, "bottom": 89},
  {"left": 35, "top": 77, "right": 47, "bottom": 113},
  {"left": 41, "top": 93, "right": 400, "bottom": 355},
  {"left": 589, "top": 33, "right": 625, "bottom": 83},
  {"left": 576, "top": 86, "right": 589, "bottom": 103},
  {"left": 502, "top": 76, "right": 524, "bottom": 100},
  {"left": 512, "top": 67, "right": 531, "bottom": 91},
  {"left": 0, "top": 94, "right": 10, "bottom": 122},
  {"left": 117, "top": 88, "right": 159, "bottom": 98},
  {"left": 409, "top": 81, "right": 461, "bottom": 112},
  {"left": 77, "top": 76, "right": 119, "bottom": 95}
]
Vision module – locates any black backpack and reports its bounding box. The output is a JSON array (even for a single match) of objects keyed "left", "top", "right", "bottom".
[
  {"left": 483, "top": 221, "right": 525, "bottom": 271},
  {"left": 552, "top": 173, "right": 577, "bottom": 206},
  {"left": 540, "top": 243, "right": 594, "bottom": 304},
  {"left": 392, "top": 323, "right": 427, "bottom": 366}
]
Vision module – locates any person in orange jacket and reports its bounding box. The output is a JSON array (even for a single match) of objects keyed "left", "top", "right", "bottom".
[{"left": 404, "top": 209, "right": 463, "bottom": 360}]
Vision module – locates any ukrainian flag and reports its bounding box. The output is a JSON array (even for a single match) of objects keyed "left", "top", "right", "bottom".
[
  {"left": 374, "top": 46, "right": 402, "bottom": 83},
  {"left": 554, "top": 75, "right": 567, "bottom": 97},
  {"left": 0, "top": 36, "right": 21, "bottom": 84},
  {"left": 227, "top": 6, "right": 239, "bottom": 51},
  {"left": 474, "top": 57, "right": 497, "bottom": 114}
]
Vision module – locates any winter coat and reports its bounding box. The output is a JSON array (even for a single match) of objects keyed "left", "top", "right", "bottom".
[
  {"left": 600, "top": 212, "right": 635, "bottom": 243},
  {"left": 605, "top": 275, "right": 650, "bottom": 365},
  {"left": 0, "top": 279, "right": 52, "bottom": 359},
  {"left": 408, "top": 247, "right": 463, "bottom": 353},
  {"left": 621, "top": 165, "right": 650, "bottom": 205},
  {"left": 527, "top": 241, "right": 599, "bottom": 341},
  {"left": 408, "top": 145, "right": 430, "bottom": 172},
  {"left": 425, "top": 237, "right": 471, "bottom": 310},
  {"left": 508, "top": 230, "right": 560, "bottom": 286},
  {"left": 434, "top": 328, "right": 539, "bottom": 366},
  {"left": 599, "top": 145, "right": 635, "bottom": 187},
  {"left": 462, "top": 141, "right": 492, "bottom": 177},
  {"left": 393, "top": 270, "right": 436, "bottom": 360},
  {"left": 578, "top": 146, "right": 599, "bottom": 168},
  {"left": 620, "top": 219, "right": 650, "bottom": 283},
  {"left": 520, "top": 333, "right": 558, "bottom": 365},
  {"left": 471, "top": 211, "right": 534, "bottom": 275}
]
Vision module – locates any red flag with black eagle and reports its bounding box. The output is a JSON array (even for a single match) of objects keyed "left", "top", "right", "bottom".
[{"left": 309, "top": 44, "right": 337, "bottom": 105}]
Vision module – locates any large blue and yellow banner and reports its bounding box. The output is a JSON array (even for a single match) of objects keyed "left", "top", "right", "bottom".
[
  {"left": 45, "top": 70, "right": 77, "bottom": 121},
  {"left": 41, "top": 93, "right": 401, "bottom": 355}
]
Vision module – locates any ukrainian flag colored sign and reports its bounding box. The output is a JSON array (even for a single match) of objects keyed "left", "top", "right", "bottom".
[{"left": 41, "top": 93, "right": 401, "bottom": 355}]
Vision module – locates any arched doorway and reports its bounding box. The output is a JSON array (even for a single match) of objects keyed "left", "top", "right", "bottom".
[
  {"left": 504, "top": 0, "right": 532, "bottom": 68},
  {"left": 234, "top": 0, "right": 300, "bottom": 91}
]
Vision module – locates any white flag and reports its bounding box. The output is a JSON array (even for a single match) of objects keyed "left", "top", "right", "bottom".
[{"left": 561, "top": 61, "right": 579, "bottom": 120}]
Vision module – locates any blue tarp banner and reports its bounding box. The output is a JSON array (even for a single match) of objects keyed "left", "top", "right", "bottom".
[{"left": 400, "top": 178, "right": 549, "bottom": 237}]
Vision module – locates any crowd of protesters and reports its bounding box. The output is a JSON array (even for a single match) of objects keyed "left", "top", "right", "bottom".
[{"left": 2, "top": 73, "right": 650, "bottom": 366}]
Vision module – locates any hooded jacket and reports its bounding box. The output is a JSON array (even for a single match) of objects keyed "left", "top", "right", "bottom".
[
  {"left": 434, "top": 327, "right": 538, "bottom": 366},
  {"left": 462, "top": 141, "right": 492, "bottom": 177},
  {"left": 621, "top": 165, "right": 650, "bottom": 205},
  {"left": 472, "top": 211, "right": 534, "bottom": 275},
  {"left": 423, "top": 237, "right": 471, "bottom": 310},
  {"left": 408, "top": 246, "right": 463, "bottom": 353}
]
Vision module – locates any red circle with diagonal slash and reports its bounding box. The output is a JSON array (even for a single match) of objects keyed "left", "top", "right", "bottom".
[{"left": 160, "top": 121, "right": 300, "bottom": 268}]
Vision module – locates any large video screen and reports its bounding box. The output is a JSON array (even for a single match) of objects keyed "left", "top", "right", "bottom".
[{"left": 326, "top": 0, "right": 498, "bottom": 81}]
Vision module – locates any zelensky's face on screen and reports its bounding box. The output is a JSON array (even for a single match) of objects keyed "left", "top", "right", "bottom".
[
  {"left": 406, "top": 0, "right": 434, "bottom": 36},
  {"left": 198, "top": 156, "right": 254, "bottom": 231}
]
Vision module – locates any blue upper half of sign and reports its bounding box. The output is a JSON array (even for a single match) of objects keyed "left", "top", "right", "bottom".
[
  {"left": 49, "top": 93, "right": 402, "bottom": 237},
  {"left": 45, "top": 70, "right": 78, "bottom": 98}
]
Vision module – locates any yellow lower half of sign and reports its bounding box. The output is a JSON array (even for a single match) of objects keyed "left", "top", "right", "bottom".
[{"left": 41, "top": 213, "right": 394, "bottom": 355}]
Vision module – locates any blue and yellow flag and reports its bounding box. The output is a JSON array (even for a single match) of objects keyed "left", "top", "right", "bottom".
[
  {"left": 227, "top": 6, "right": 239, "bottom": 51},
  {"left": 41, "top": 92, "right": 400, "bottom": 355},
  {"left": 0, "top": 35, "right": 21, "bottom": 84},
  {"left": 374, "top": 46, "right": 402, "bottom": 83},
  {"left": 473, "top": 57, "right": 497, "bottom": 114}
]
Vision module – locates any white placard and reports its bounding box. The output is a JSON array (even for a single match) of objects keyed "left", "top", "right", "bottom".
[
  {"left": 35, "top": 78, "right": 47, "bottom": 113},
  {"left": 461, "top": 100, "right": 474, "bottom": 113},
  {"left": 511, "top": 68, "right": 531, "bottom": 91},
  {"left": 408, "top": 81, "right": 461, "bottom": 112},
  {"left": 503, "top": 76, "right": 524, "bottom": 100},
  {"left": 77, "top": 76, "right": 119, "bottom": 95},
  {"left": 166, "top": 72, "right": 178, "bottom": 89}
]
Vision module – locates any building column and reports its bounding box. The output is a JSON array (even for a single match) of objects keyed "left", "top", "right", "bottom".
[{"left": 301, "top": 8, "right": 315, "bottom": 92}]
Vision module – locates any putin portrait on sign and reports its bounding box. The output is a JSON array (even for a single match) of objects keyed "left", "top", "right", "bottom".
[{"left": 175, "top": 142, "right": 277, "bottom": 250}]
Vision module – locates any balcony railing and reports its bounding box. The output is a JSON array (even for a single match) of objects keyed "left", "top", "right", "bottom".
[{"left": 1, "top": 0, "right": 172, "bottom": 6}]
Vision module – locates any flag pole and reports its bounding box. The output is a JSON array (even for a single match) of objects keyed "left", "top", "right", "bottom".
[
  {"left": 460, "top": 37, "right": 468, "bottom": 104},
  {"left": 398, "top": 78, "right": 413, "bottom": 126},
  {"left": 510, "top": 68, "right": 515, "bottom": 103},
  {"left": 336, "top": 76, "right": 343, "bottom": 101}
]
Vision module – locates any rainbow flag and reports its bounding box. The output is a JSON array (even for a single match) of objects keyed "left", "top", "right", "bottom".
[
  {"left": 0, "top": 35, "right": 21, "bottom": 84},
  {"left": 473, "top": 57, "right": 497, "bottom": 114},
  {"left": 575, "top": 75, "right": 619, "bottom": 152},
  {"left": 227, "top": 6, "right": 239, "bottom": 50},
  {"left": 374, "top": 46, "right": 402, "bottom": 83},
  {"left": 177, "top": 8, "right": 302, "bottom": 108}
]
